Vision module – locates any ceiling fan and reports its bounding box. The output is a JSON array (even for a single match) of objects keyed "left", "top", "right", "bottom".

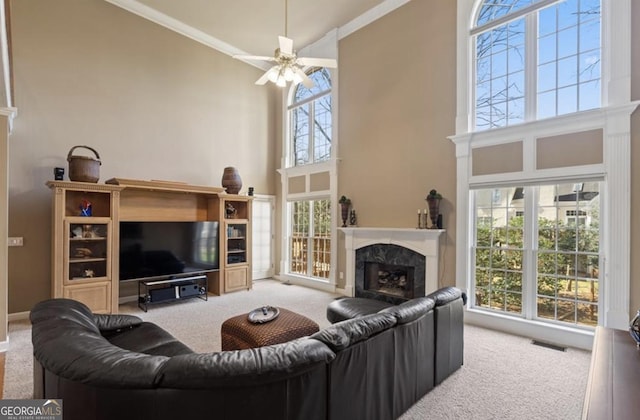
[{"left": 233, "top": 0, "right": 337, "bottom": 88}]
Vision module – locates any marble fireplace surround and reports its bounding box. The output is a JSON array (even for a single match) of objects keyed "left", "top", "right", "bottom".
[{"left": 341, "top": 228, "right": 444, "bottom": 297}]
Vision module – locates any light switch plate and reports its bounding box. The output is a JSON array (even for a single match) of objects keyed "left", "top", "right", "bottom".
[{"left": 8, "top": 237, "right": 23, "bottom": 246}]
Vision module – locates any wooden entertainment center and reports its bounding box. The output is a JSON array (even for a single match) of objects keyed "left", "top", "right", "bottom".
[{"left": 47, "top": 178, "right": 253, "bottom": 314}]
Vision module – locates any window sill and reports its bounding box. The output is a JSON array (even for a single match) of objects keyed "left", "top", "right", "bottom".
[{"left": 465, "top": 307, "right": 595, "bottom": 351}]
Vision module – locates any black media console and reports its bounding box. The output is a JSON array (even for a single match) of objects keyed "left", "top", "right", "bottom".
[{"left": 138, "top": 275, "right": 208, "bottom": 312}]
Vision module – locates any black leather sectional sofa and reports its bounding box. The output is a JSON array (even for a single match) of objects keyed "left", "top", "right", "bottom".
[{"left": 30, "top": 287, "right": 465, "bottom": 420}]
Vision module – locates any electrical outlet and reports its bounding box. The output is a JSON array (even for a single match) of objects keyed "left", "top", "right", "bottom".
[
  {"left": 339, "top": 272, "right": 344, "bottom": 280},
  {"left": 8, "top": 237, "right": 23, "bottom": 247}
]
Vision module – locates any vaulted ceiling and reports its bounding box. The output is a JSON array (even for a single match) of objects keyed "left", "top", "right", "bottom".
[{"left": 105, "top": 0, "right": 409, "bottom": 58}]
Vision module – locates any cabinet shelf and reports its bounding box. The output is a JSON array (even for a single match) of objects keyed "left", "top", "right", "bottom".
[
  {"left": 66, "top": 216, "right": 112, "bottom": 223},
  {"left": 71, "top": 276, "right": 109, "bottom": 281},
  {"left": 69, "top": 257, "right": 107, "bottom": 263}
]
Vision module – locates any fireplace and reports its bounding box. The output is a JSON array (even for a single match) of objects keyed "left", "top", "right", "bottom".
[
  {"left": 341, "top": 227, "right": 444, "bottom": 300},
  {"left": 364, "top": 262, "right": 414, "bottom": 299},
  {"left": 356, "top": 243, "right": 425, "bottom": 304}
]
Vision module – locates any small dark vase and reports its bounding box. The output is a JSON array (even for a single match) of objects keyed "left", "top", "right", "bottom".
[
  {"left": 221, "top": 167, "right": 242, "bottom": 194},
  {"left": 426, "top": 197, "right": 441, "bottom": 229},
  {"left": 340, "top": 204, "right": 350, "bottom": 228}
]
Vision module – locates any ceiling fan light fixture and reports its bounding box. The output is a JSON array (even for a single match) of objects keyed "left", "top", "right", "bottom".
[
  {"left": 276, "top": 75, "right": 287, "bottom": 87},
  {"left": 283, "top": 66, "right": 295, "bottom": 82},
  {"left": 267, "top": 66, "right": 280, "bottom": 83}
]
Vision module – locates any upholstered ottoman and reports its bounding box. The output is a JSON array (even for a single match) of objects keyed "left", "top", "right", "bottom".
[{"left": 221, "top": 307, "right": 320, "bottom": 351}]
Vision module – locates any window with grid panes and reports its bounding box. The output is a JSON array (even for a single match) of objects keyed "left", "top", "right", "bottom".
[
  {"left": 473, "top": 182, "right": 600, "bottom": 327},
  {"left": 289, "top": 199, "right": 331, "bottom": 280},
  {"left": 473, "top": 0, "right": 601, "bottom": 131},
  {"left": 289, "top": 68, "right": 332, "bottom": 166}
]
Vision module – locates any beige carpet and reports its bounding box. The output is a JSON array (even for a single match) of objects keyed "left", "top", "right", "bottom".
[{"left": 3, "top": 279, "right": 591, "bottom": 419}]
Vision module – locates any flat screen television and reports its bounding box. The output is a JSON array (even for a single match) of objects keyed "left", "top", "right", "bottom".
[{"left": 119, "top": 221, "right": 219, "bottom": 282}]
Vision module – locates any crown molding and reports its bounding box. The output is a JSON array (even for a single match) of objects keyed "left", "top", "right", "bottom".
[
  {"left": 103, "top": 0, "right": 260, "bottom": 63},
  {"left": 104, "top": 0, "right": 412, "bottom": 65},
  {"left": 338, "top": 0, "right": 412, "bottom": 40}
]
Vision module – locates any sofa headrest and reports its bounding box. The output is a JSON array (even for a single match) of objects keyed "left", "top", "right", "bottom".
[
  {"left": 326, "top": 297, "right": 394, "bottom": 323},
  {"left": 158, "top": 338, "right": 335, "bottom": 388},
  {"left": 94, "top": 313, "right": 143, "bottom": 334},
  {"left": 379, "top": 297, "right": 435, "bottom": 324},
  {"left": 310, "top": 312, "right": 397, "bottom": 352},
  {"left": 30, "top": 298, "right": 101, "bottom": 335},
  {"left": 427, "top": 287, "right": 467, "bottom": 306}
]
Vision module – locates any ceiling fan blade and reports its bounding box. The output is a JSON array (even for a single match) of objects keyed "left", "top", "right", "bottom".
[
  {"left": 233, "top": 55, "right": 276, "bottom": 62},
  {"left": 296, "top": 57, "right": 337, "bottom": 68},
  {"left": 294, "top": 67, "right": 314, "bottom": 88},
  {"left": 255, "top": 71, "right": 272, "bottom": 85},
  {"left": 278, "top": 36, "right": 294, "bottom": 56}
]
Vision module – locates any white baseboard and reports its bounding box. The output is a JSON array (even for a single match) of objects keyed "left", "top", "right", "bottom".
[
  {"left": 8, "top": 311, "right": 29, "bottom": 322},
  {"left": 274, "top": 275, "right": 337, "bottom": 294},
  {"left": 0, "top": 338, "right": 8, "bottom": 352}
]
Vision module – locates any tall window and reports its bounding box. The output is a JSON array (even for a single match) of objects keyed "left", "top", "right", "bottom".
[
  {"left": 289, "top": 68, "right": 332, "bottom": 166},
  {"left": 473, "top": 182, "right": 600, "bottom": 327},
  {"left": 474, "top": 0, "right": 601, "bottom": 130},
  {"left": 284, "top": 67, "right": 334, "bottom": 283}
]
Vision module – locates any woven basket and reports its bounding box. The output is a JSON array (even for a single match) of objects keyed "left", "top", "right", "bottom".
[{"left": 67, "top": 145, "right": 101, "bottom": 183}]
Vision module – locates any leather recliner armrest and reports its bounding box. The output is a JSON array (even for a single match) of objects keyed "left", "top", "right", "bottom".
[{"left": 427, "top": 286, "right": 467, "bottom": 306}]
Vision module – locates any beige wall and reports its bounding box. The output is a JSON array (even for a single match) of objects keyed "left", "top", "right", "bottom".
[
  {"left": 337, "top": 0, "right": 457, "bottom": 289},
  {"left": 7, "top": 0, "right": 277, "bottom": 313}
]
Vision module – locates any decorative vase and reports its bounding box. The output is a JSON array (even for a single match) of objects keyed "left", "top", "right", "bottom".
[
  {"left": 426, "top": 197, "right": 441, "bottom": 229},
  {"left": 629, "top": 309, "right": 640, "bottom": 347},
  {"left": 340, "top": 203, "right": 350, "bottom": 228},
  {"left": 221, "top": 167, "right": 242, "bottom": 194}
]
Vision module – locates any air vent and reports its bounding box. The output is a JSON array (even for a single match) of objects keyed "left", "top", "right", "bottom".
[{"left": 531, "top": 340, "right": 567, "bottom": 352}]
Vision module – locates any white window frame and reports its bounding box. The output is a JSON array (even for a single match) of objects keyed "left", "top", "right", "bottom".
[
  {"left": 277, "top": 31, "right": 340, "bottom": 293},
  {"left": 287, "top": 79, "right": 332, "bottom": 168},
  {"left": 471, "top": 0, "right": 603, "bottom": 130},
  {"left": 451, "top": 0, "right": 638, "bottom": 350},
  {"left": 471, "top": 182, "right": 602, "bottom": 328}
]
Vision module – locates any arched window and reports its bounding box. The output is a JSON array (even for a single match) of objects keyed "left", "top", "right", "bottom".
[
  {"left": 473, "top": 0, "right": 601, "bottom": 131},
  {"left": 281, "top": 67, "right": 334, "bottom": 283},
  {"left": 288, "top": 68, "right": 332, "bottom": 166}
]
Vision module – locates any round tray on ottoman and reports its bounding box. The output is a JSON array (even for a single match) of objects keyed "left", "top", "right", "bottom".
[{"left": 221, "top": 307, "right": 320, "bottom": 351}]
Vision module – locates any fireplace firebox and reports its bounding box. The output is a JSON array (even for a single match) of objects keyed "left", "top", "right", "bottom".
[
  {"left": 355, "top": 243, "right": 425, "bottom": 304},
  {"left": 342, "top": 227, "right": 443, "bottom": 299},
  {"left": 364, "top": 262, "right": 415, "bottom": 299}
]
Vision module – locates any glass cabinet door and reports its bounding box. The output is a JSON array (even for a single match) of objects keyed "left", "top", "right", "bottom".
[
  {"left": 226, "top": 223, "right": 247, "bottom": 265},
  {"left": 65, "top": 220, "right": 110, "bottom": 282}
]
